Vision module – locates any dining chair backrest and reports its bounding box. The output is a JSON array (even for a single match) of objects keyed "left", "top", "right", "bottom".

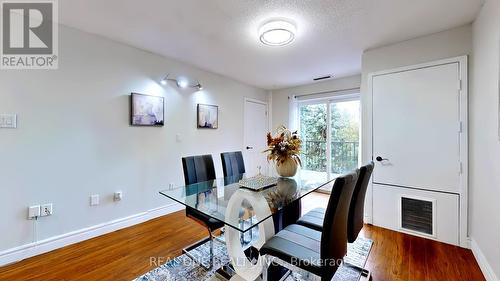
[
  {"left": 182, "top": 155, "right": 216, "bottom": 186},
  {"left": 348, "top": 162, "right": 374, "bottom": 243},
  {"left": 320, "top": 170, "right": 359, "bottom": 279},
  {"left": 220, "top": 151, "right": 246, "bottom": 177}
]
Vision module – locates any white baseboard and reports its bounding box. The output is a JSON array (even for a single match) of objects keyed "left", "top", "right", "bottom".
[
  {"left": 470, "top": 238, "right": 499, "bottom": 281},
  {"left": 0, "top": 203, "right": 184, "bottom": 267},
  {"left": 461, "top": 237, "right": 471, "bottom": 249}
]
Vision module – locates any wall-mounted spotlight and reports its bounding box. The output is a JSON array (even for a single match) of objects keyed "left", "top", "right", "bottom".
[
  {"left": 176, "top": 77, "right": 189, "bottom": 88},
  {"left": 160, "top": 75, "right": 203, "bottom": 90}
]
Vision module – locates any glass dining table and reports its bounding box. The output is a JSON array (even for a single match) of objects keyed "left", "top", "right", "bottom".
[{"left": 159, "top": 171, "right": 334, "bottom": 281}]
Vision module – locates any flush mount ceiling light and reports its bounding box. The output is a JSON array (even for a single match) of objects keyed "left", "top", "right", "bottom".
[{"left": 259, "top": 19, "right": 296, "bottom": 46}]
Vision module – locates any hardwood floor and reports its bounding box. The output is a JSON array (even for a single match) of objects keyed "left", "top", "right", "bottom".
[
  {"left": 362, "top": 225, "right": 484, "bottom": 281},
  {"left": 0, "top": 212, "right": 208, "bottom": 281},
  {"left": 0, "top": 193, "right": 484, "bottom": 281}
]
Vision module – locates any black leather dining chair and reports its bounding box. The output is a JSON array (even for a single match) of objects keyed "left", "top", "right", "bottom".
[
  {"left": 221, "top": 151, "right": 246, "bottom": 177},
  {"left": 260, "top": 171, "right": 359, "bottom": 281},
  {"left": 296, "top": 162, "right": 374, "bottom": 243},
  {"left": 181, "top": 155, "right": 225, "bottom": 269}
]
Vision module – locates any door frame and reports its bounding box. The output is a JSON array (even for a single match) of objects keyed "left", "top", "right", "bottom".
[
  {"left": 366, "top": 56, "right": 469, "bottom": 247},
  {"left": 243, "top": 97, "right": 269, "bottom": 175}
]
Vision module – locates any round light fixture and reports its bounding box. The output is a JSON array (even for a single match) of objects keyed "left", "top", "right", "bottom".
[{"left": 259, "top": 20, "right": 296, "bottom": 46}]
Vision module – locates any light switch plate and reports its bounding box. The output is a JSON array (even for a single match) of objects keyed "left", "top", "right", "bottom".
[{"left": 0, "top": 114, "right": 17, "bottom": 128}]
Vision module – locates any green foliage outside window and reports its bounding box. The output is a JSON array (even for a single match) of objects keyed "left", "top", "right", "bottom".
[{"left": 299, "top": 102, "right": 359, "bottom": 174}]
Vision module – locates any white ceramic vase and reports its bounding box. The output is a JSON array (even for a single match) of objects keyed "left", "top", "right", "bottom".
[{"left": 275, "top": 157, "right": 298, "bottom": 177}]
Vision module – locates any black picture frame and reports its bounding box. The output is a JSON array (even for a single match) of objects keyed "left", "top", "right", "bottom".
[
  {"left": 197, "top": 104, "right": 218, "bottom": 129},
  {"left": 130, "top": 93, "right": 165, "bottom": 127}
]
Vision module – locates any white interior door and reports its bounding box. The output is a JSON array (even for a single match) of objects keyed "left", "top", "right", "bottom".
[
  {"left": 244, "top": 99, "right": 268, "bottom": 176},
  {"left": 372, "top": 62, "right": 461, "bottom": 193}
]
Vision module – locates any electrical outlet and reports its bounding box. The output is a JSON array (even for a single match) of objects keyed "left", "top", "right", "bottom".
[
  {"left": 90, "top": 194, "right": 99, "bottom": 206},
  {"left": 113, "top": 191, "right": 123, "bottom": 201},
  {"left": 28, "top": 205, "right": 41, "bottom": 219},
  {"left": 41, "top": 203, "right": 53, "bottom": 216}
]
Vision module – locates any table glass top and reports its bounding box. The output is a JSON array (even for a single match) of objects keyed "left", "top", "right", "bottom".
[{"left": 159, "top": 172, "right": 334, "bottom": 232}]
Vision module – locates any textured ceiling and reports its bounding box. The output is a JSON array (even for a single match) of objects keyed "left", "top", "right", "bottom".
[{"left": 59, "top": 0, "right": 482, "bottom": 89}]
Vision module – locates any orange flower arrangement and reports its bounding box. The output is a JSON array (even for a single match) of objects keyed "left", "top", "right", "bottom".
[{"left": 264, "top": 125, "right": 302, "bottom": 166}]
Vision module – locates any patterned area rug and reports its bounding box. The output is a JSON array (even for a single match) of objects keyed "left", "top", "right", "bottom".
[
  {"left": 134, "top": 236, "right": 372, "bottom": 281},
  {"left": 285, "top": 237, "right": 373, "bottom": 281}
]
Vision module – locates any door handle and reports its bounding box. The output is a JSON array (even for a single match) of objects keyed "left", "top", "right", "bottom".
[
  {"left": 246, "top": 146, "right": 254, "bottom": 150},
  {"left": 376, "top": 156, "right": 388, "bottom": 162}
]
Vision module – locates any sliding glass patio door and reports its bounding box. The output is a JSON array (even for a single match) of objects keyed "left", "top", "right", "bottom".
[{"left": 298, "top": 95, "right": 360, "bottom": 192}]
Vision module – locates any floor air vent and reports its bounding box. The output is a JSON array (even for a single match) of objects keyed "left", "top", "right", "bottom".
[{"left": 401, "top": 197, "right": 433, "bottom": 235}]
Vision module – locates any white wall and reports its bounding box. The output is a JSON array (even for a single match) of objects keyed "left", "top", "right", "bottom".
[
  {"left": 0, "top": 24, "right": 267, "bottom": 255},
  {"left": 360, "top": 24, "right": 472, "bottom": 223},
  {"left": 270, "top": 75, "right": 361, "bottom": 130},
  {"left": 470, "top": 0, "right": 500, "bottom": 279}
]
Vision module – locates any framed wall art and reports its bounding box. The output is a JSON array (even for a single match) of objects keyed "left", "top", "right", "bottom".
[
  {"left": 197, "top": 104, "right": 218, "bottom": 129},
  {"left": 130, "top": 93, "right": 164, "bottom": 126}
]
